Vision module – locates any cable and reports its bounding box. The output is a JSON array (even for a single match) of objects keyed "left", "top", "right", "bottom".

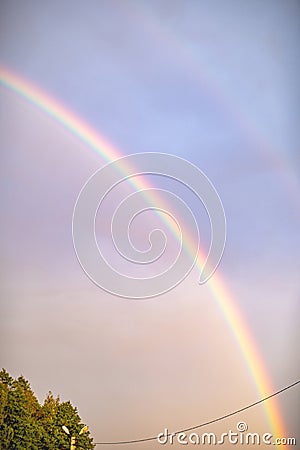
[{"left": 94, "top": 379, "right": 300, "bottom": 445}]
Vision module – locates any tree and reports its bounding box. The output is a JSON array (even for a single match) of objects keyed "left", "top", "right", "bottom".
[
  {"left": 0, "top": 369, "right": 14, "bottom": 449},
  {"left": 39, "top": 392, "right": 60, "bottom": 449},
  {"left": 0, "top": 370, "right": 45, "bottom": 449},
  {"left": 0, "top": 369, "right": 94, "bottom": 449}
]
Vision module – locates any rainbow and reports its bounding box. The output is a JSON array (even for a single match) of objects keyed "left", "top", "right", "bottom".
[{"left": 0, "top": 65, "right": 286, "bottom": 442}]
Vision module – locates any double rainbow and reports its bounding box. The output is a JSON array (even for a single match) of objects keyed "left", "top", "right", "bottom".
[{"left": 0, "top": 65, "right": 285, "bottom": 441}]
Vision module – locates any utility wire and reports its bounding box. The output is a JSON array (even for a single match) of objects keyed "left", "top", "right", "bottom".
[{"left": 94, "top": 379, "right": 300, "bottom": 445}]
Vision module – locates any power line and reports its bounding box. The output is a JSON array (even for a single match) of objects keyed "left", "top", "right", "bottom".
[{"left": 94, "top": 379, "right": 300, "bottom": 445}]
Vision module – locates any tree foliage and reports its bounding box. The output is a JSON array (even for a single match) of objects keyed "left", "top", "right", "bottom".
[{"left": 0, "top": 369, "right": 94, "bottom": 449}]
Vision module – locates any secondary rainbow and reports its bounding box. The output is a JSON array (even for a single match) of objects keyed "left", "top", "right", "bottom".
[{"left": 0, "top": 65, "right": 286, "bottom": 442}]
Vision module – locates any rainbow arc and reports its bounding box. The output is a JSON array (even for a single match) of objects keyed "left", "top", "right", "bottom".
[{"left": 0, "top": 65, "right": 286, "bottom": 441}]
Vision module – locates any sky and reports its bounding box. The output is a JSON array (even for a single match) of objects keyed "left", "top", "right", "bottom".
[{"left": 0, "top": 1, "right": 299, "bottom": 448}]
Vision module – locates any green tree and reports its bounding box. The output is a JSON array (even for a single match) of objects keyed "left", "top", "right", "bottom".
[
  {"left": 53, "top": 401, "right": 94, "bottom": 450},
  {"left": 0, "top": 370, "right": 45, "bottom": 449},
  {"left": 39, "top": 392, "right": 60, "bottom": 449},
  {"left": 0, "top": 369, "right": 14, "bottom": 449},
  {"left": 0, "top": 369, "right": 94, "bottom": 449}
]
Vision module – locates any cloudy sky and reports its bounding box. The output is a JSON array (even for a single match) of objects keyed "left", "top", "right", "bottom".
[{"left": 0, "top": 1, "right": 299, "bottom": 448}]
